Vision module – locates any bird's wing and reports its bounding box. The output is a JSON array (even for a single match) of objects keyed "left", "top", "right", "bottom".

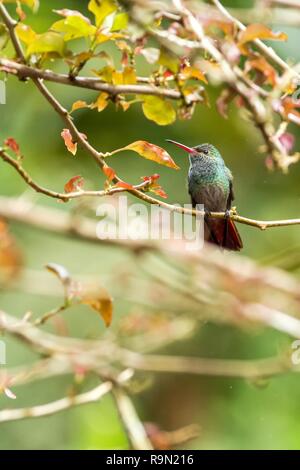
[{"left": 225, "top": 167, "right": 234, "bottom": 210}]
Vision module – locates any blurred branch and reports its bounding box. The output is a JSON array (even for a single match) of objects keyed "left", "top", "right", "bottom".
[
  {"left": 0, "top": 381, "right": 112, "bottom": 423},
  {"left": 121, "top": 350, "right": 297, "bottom": 379},
  {"left": 112, "top": 387, "right": 153, "bottom": 450},
  {"left": 210, "top": 0, "right": 300, "bottom": 79},
  {"left": 172, "top": 0, "right": 299, "bottom": 170}
]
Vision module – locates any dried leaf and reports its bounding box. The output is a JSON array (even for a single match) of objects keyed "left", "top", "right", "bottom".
[
  {"left": 248, "top": 57, "right": 277, "bottom": 86},
  {"left": 70, "top": 100, "right": 89, "bottom": 113},
  {"left": 81, "top": 283, "right": 113, "bottom": 327},
  {"left": 64, "top": 175, "right": 84, "bottom": 193},
  {"left": 181, "top": 66, "right": 208, "bottom": 84},
  {"left": 238, "top": 24, "right": 288, "bottom": 52},
  {"left": 125, "top": 141, "right": 179, "bottom": 169},
  {"left": 0, "top": 218, "right": 22, "bottom": 284},
  {"left": 61, "top": 129, "right": 77, "bottom": 156},
  {"left": 46, "top": 263, "right": 71, "bottom": 287},
  {"left": 103, "top": 165, "right": 116, "bottom": 181}
]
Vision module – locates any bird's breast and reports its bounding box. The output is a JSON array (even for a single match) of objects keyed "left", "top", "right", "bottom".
[{"left": 188, "top": 159, "right": 229, "bottom": 211}]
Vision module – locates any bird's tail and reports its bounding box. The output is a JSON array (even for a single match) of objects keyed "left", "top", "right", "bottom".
[{"left": 205, "top": 218, "right": 243, "bottom": 251}]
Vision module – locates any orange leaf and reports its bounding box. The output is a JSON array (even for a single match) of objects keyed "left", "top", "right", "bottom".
[
  {"left": 103, "top": 165, "right": 116, "bottom": 181},
  {"left": 61, "top": 129, "right": 77, "bottom": 156},
  {"left": 238, "top": 24, "right": 287, "bottom": 52},
  {"left": 124, "top": 141, "right": 179, "bottom": 170},
  {"left": 81, "top": 283, "right": 113, "bottom": 327},
  {"left": 4, "top": 137, "right": 21, "bottom": 156},
  {"left": 181, "top": 66, "right": 208, "bottom": 84},
  {"left": 70, "top": 100, "right": 89, "bottom": 113},
  {"left": 248, "top": 56, "right": 277, "bottom": 86},
  {"left": 64, "top": 175, "right": 84, "bottom": 193}
]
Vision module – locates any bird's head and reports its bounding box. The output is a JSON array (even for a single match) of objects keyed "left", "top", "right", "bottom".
[{"left": 166, "top": 140, "right": 221, "bottom": 162}]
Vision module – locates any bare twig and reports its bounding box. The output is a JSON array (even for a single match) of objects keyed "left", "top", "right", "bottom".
[
  {"left": 112, "top": 387, "right": 153, "bottom": 450},
  {"left": 0, "top": 381, "right": 112, "bottom": 423}
]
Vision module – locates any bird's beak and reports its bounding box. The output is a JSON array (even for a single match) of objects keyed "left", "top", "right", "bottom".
[{"left": 166, "top": 139, "right": 195, "bottom": 154}]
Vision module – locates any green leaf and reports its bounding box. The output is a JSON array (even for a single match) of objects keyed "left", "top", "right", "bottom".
[
  {"left": 26, "top": 31, "right": 65, "bottom": 56},
  {"left": 142, "top": 96, "right": 176, "bottom": 126},
  {"left": 88, "top": 0, "right": 117, "bottom": 27}
]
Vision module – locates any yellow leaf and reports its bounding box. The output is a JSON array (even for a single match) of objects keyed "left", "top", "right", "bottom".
[
  {"left": 26, "top": 31, "right": 65, "bottom": 57},
  {"left": 94, "top": 65, "right": 114, "bottom": 82},
  {"left": 123, "top": 66, "right": 137, "bottom": 85},
  {"left": 88, "top": 0, "right": 117, "bottom": 27},
  {"left": 111, "top": 12, "right": 128, "bottom": 31},
  {"left": 15, "top": 23, "right": 37, "bottom": 45},
  {"left": 112, "top": 70, "right": 123, "bottom": 85},
  {"left": 142, "top": 96, "right": 176, "bottom": 126},
  {"left": 124, "top": 140, "right": 179, "bottom": 169},
  {"left": 52, "top": 16, "right": 97, "bottom": 41},
  {"left": 182, "top": 66, "right": 208, "bottom": 84},
  {"left": 3, "top": 0, "right": 39, "bottom": 11},
  {"left": 91, "top": 92, "right": 109, "bottom": 112},
  {"left": 70, "top": 100, "right": 89, "bottom": 113}
]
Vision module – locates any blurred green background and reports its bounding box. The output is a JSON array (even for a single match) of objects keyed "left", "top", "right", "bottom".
[{"left": 1, "top": 0, "right": 300, "bottom": 450}]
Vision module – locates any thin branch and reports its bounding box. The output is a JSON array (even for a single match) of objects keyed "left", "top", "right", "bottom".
[
  {"left": 0, "top": 149, "right": 150, "bottom": 201},
  {"left": 112, "top": 387, "right": 153, "bottom": 450},
  {"left": 0, "top": 381, "right": 112, "bottom": 423},
  {"left": 0, "top": 58, "right": 182, "bottom": 100}
]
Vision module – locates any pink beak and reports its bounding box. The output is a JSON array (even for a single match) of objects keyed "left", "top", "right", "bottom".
[{"left": 166, "top": 139, "right": 195, "bottom": 154}]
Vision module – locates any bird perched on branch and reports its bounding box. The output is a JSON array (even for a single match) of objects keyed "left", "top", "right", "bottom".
[{"left": 167, "top": 140, "right": 243, "bottom": 251}]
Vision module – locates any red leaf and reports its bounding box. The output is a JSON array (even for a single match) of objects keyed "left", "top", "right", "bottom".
[
  {"left": 61, "top": 129, "right": 77, "bottom": 156},
  {"left": 4, "top": 137, "right": 20, "bottom": 156},
  {"left": 103, "top": 165, "right": 116, "bottom": 181},
  {"left": 64, "top": 175, "right": 84, "bottom": 193},
  {"left": 115, "top": 181, "right": 134, "bottom": 189}
]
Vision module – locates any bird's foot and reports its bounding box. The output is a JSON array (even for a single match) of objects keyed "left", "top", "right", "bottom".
[
  {"left": 224, "top": 209, "right": 231, "bottom": 220},
  {"left": 204, "top": 209, "right": 212, "bottom": 220}
]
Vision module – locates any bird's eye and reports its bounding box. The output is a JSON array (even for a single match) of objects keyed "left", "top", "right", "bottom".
[{"left": 202, "top": 148, "right": 208, "bottom": 155}]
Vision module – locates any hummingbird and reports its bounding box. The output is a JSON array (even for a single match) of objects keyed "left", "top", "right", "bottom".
[{"left": 166, "top": 140, "right": 243, "bottom": 251}]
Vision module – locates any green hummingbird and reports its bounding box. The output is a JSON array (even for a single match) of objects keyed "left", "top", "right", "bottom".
[{"left": 166, "top": 139, "right": 243, "bottom": 251}]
